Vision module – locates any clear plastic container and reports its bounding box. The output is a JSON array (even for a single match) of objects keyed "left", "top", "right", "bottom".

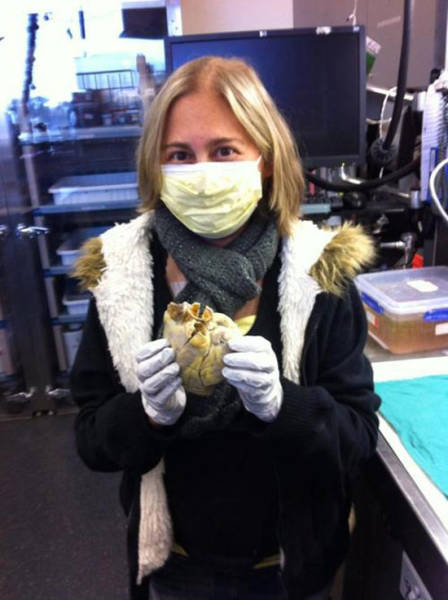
[
  {"left": 62, "top": 296, "right": 89, "bottom": 315},
  {"left": 48, "top": 171, "right": 138, "bottom": 205},
  {"left": 56, "top": 226, "right": 109, "bottom": 266},
  {"left": 62, "top": 280, "right": 90, "bottom": 315},
  {"left": 355, "top": 266, "right": 448, "bottom": 354}
]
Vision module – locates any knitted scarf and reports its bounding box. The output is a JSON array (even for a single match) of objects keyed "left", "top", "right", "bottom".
[
  {"left": 154, "top": 205, "right": 279, "bottom": 317},
  {"left": 154, "top": 205, "right": 279, "bottom": 438}
]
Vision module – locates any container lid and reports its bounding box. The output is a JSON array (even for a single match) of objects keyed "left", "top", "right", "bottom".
[{"left": 355, "top": 266, "right": 448, "bottom": 316}]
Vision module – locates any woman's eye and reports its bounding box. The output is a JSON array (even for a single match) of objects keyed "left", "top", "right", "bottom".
[
  {"left": 166, "top": 150, "right": 190, "bottom": 162},
  {"left": 215, "top": 147, "right": 237, "bottom": 159}
]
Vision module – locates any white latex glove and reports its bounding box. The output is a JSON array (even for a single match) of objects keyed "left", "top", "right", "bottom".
[
  {"left": 135, "top": 338, "right": 186, "bottom": 426},
  {"left": 222, "top": 336, "right": 283, "bottom": 422}
]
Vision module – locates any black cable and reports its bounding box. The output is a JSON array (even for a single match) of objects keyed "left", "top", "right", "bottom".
[
  {"left": 22, "top": 14, "right": 39, "bottom": 109},
  {"left": 78, "top": 10, "right": 86, "bottom": 39},
  {"left": 383, "top": 0, "right": 413, "bottom": 149},
  {"left": 306, "top": 157, "right": 419, "bottom": 192},
  {"left": 20, "top": 13, "right": 39, "bottom": 134},
  {"left": 310, "top": 0, "right": 414, "bottom": 184}
]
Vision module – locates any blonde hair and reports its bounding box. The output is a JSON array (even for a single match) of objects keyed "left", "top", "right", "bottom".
[{"left": 137, "top": 56, "right": 304, "bottom": 236}]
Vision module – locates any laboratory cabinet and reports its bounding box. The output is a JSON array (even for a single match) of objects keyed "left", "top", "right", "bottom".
[
  {"left": 0, "top": 7, "right": 165, "bottom": 415},
  {"left": 0, "top": 100, "right": 145, "bottom": 416}
]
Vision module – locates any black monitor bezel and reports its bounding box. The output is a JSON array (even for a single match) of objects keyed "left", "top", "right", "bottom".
[{"left": 164, "top": 26, "right": 366, "bottom": 167}]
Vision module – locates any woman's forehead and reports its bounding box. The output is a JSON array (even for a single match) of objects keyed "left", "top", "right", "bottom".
[{"left": 164, "top": 89, "right": 251, "bottom": 144}]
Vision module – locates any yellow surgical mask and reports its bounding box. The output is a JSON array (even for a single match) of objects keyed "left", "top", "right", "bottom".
[{"left": 160, "top": 157, "right": 263, "bottom": 239}]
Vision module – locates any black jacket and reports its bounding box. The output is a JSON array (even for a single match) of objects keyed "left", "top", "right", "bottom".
[{"left": 71, "top": 234, "right": 380, "bottom": 599}]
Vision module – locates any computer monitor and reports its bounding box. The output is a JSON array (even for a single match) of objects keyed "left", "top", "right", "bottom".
[{"left": 165, "top": 26, "right": 366, "bottom": 167}]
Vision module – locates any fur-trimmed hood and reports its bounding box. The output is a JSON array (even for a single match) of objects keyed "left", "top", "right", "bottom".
[{"left": 73, "top": 212, "right": 375, "bottom": 584}]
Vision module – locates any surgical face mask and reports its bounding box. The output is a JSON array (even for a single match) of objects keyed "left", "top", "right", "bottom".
[{"left": 160, "top": 157, "right": 263, "bottom": 239}]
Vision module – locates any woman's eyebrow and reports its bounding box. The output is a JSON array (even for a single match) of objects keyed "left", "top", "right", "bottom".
[
  {"left": 208, "top": 137, "right": 245, "bottom": 147},
  {"left": 162, "top": 141, "right": 191, "bottom": 150},
  {"left": 162, "top": 138, "right": 245, "bottom": 150}
]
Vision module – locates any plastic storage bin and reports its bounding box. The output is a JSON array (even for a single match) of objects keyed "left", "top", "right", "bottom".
[
  {"left": 56, "top": 226, "right": 109, "bottom": 266},
  {"left": 62, "top": 280, "right": 90, "bottom": 315},
  {"left": 48, "top": 171, "right": 138, "bottom": 205},
  {"left": 355, "top": 266, "right": 448, "bottom": 354}
]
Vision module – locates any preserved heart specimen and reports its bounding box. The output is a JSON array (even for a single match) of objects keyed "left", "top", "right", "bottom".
[{"left": 163, "top": 302, "right": 240, "bottom": 396}]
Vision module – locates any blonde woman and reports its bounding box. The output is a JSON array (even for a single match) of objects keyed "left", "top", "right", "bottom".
[{"left": 71, "top": 57, "right": 380, "bottom": 600}]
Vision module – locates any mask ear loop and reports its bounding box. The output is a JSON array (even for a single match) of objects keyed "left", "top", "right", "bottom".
[{"left": 255, "top": 155, "right": 264, "bottom": 178}]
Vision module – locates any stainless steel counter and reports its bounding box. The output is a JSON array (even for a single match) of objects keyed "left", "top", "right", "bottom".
[{"left": 364, "top": 338, "right": 448, "bottom": 598}]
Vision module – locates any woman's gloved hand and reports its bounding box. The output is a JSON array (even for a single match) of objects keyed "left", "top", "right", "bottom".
[
  {"left": 136, "top": 338, "right": 186, "bottom": 426},
  {"left": 222, "top": 336, "right": 283, "bottom": 422}
]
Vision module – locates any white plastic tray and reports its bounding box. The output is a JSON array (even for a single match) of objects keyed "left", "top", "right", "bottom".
[
  {"left": 62, "top": 297, "right": 89, "bottom": 315},
  {"left": 49, "top": 172, "right": 138, "bottom": 205}
]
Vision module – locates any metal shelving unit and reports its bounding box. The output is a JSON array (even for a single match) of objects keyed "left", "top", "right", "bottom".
[
  {"left": 18, "top": 124, "right": 141, "bottom": 387},
  {"left": 0, "top": 12, "right": 160, "bottom": 414}
]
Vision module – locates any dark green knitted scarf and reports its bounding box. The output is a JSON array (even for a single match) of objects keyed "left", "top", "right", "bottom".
[
  {"left": 154, "top": 205, "right": 279, "bottom": 439},
  {"left": 154, "top": 205, "right": 279, "bottom": 317}
]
